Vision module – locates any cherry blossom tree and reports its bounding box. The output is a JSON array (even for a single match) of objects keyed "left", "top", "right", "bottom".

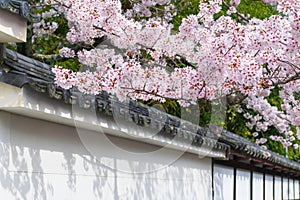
[{"left": 33, "top": 0, "right": 300, "bottom": 153}]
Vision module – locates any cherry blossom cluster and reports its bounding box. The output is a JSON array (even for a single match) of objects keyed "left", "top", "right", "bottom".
[
  {"left": 32, "top": 20, "right": 58, "bottom": 37},
  {"left": 42, "top": 0, "right": 300, "bottom": 149},
  {"left": 52, "top": 66, "right": 76, "bottom": 89},
  {"left": 126, "top": 0, "right": 173, "bottom": 19},
  {"left": 59, "top": 47, "right": 75, "bottom": 58},
  {"left": 32, "top": 8, "right": 59, "bottom": 39}
]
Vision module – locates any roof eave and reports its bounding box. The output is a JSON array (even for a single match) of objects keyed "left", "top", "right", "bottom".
[{"left": 0, "top": 82, "right": 228, "bottom": 159}]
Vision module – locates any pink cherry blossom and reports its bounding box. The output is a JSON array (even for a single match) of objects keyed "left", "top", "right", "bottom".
[{"left": 34, "top": 0, "right": 300, "bottom": 149}]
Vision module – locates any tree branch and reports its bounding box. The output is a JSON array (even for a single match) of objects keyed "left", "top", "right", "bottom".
[{"left": 222, "top": 0, "right": 249, "bottom": 24}]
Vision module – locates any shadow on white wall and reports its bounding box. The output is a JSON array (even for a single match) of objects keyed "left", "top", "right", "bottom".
[{"left": 0, "top": 111, "right": 212, "bottom": 200}]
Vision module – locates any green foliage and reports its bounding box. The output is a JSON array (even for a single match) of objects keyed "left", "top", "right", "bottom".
[
  {"left": 237, "top": 0, "right": 278, "bottom": 19},
  {"left": 225, "top": 105, "right": 252, "bottom": 140},
  {"left": 215, "top": 0, "right": 278, "bottom": 22},
  {"left": 171, "top": 0, "right": 200, "bottom": 31},
  {"left": 266, "top": 87, "right": 283, "bottom": 110},
  {"left": 143, "top": 99, "right": 181, "bottom": 118},
  {"left": 51, "top": 58, "right": 82, "bottom": 72},
  {"left": 13, "top": 2, "right": 81, "bottom": 70},
  {"left": 288, "top": 146, "right": 300, "bottom": 161},
  {"left": 198, "top": 99, "right": 212, "bottom": 127},
  {"left": 32, "top": 8, "right": 69, "bottom": 59}
]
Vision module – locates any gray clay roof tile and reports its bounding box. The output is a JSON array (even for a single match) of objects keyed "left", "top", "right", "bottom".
[{"left": 0, "top": 0, "right": 31, "bottom": 20}]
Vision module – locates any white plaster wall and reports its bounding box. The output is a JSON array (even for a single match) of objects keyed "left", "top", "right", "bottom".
[
  {"left": 213, "top": 165, "right": 234, "bottom": 200},
  {"left": 289, "top": 178, "right": 295, "bottom": 199},
  {"left": 236, "top": 169, "right": 250, "bottom": 200},
  {"left": 0, "top": 9, "right": 27, "bottom": 42},
  {"left": 0, "top": 111, "right": 212, "bottom": 200},
  {"left": 265, "top": 175, "right": 273, "bottom": 200},
  {"left": 283, "top": 177, "right": 289, "bottom": 200},
  {"left": 295, "top": 179, "right": 300, "bottom": 199},
  {"left": 253, "top": 172, "right": 263, "bottom": 200},
  {"left": 274, "top": 176, "right": 282, "bottom": 200}
]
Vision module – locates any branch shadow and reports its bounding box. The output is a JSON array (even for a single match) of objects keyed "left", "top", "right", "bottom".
[{"left": 0, "top": 112, "right": 212, "bottom": 199}]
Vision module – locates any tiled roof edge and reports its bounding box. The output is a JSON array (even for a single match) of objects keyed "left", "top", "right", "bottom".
[
  {"left": 0, "top": 0, "right": 31, "bottom": 20},
  {"left": 2, "top": 48, "right": 300, "bottom": 170}
]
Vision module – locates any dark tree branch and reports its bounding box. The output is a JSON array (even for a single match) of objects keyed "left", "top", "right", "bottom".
[{"left": 222, "top": 0, "right": 250, "bottom": 24}]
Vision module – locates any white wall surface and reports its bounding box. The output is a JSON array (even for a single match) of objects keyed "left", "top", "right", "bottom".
[
  {"left": 289, "top": 178, "right": 295, "bottom": 199},
  {"left": 236, "top": 169, "right": 250, "bottom": 200},
  {"left": 0, "top": 8, "right": 27, "bottom": 42},
  {"left": 274, "top": 176, "right": 282, "bottom": 200},
  {"left": 265, "top": 175, "right": 273, "bottom": 200},
  {"left": 253, "top": 172, "right": 264, "bottom": 200},
  {"left": 295, "top": 179, "right": 300, "bottom": 199},
  {"left": 283, "top": 177, "right": 289, "bottom": 200},
  {"left": 0, "top": 111, "right": 213, "bottom": 200},
  {"left": 213, "top": 165, "right": 234, "bottom": 200}
]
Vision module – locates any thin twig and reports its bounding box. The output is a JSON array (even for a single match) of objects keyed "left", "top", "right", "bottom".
[{"left": 222, "top": 0, "right": 250, "bottom": 24}]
